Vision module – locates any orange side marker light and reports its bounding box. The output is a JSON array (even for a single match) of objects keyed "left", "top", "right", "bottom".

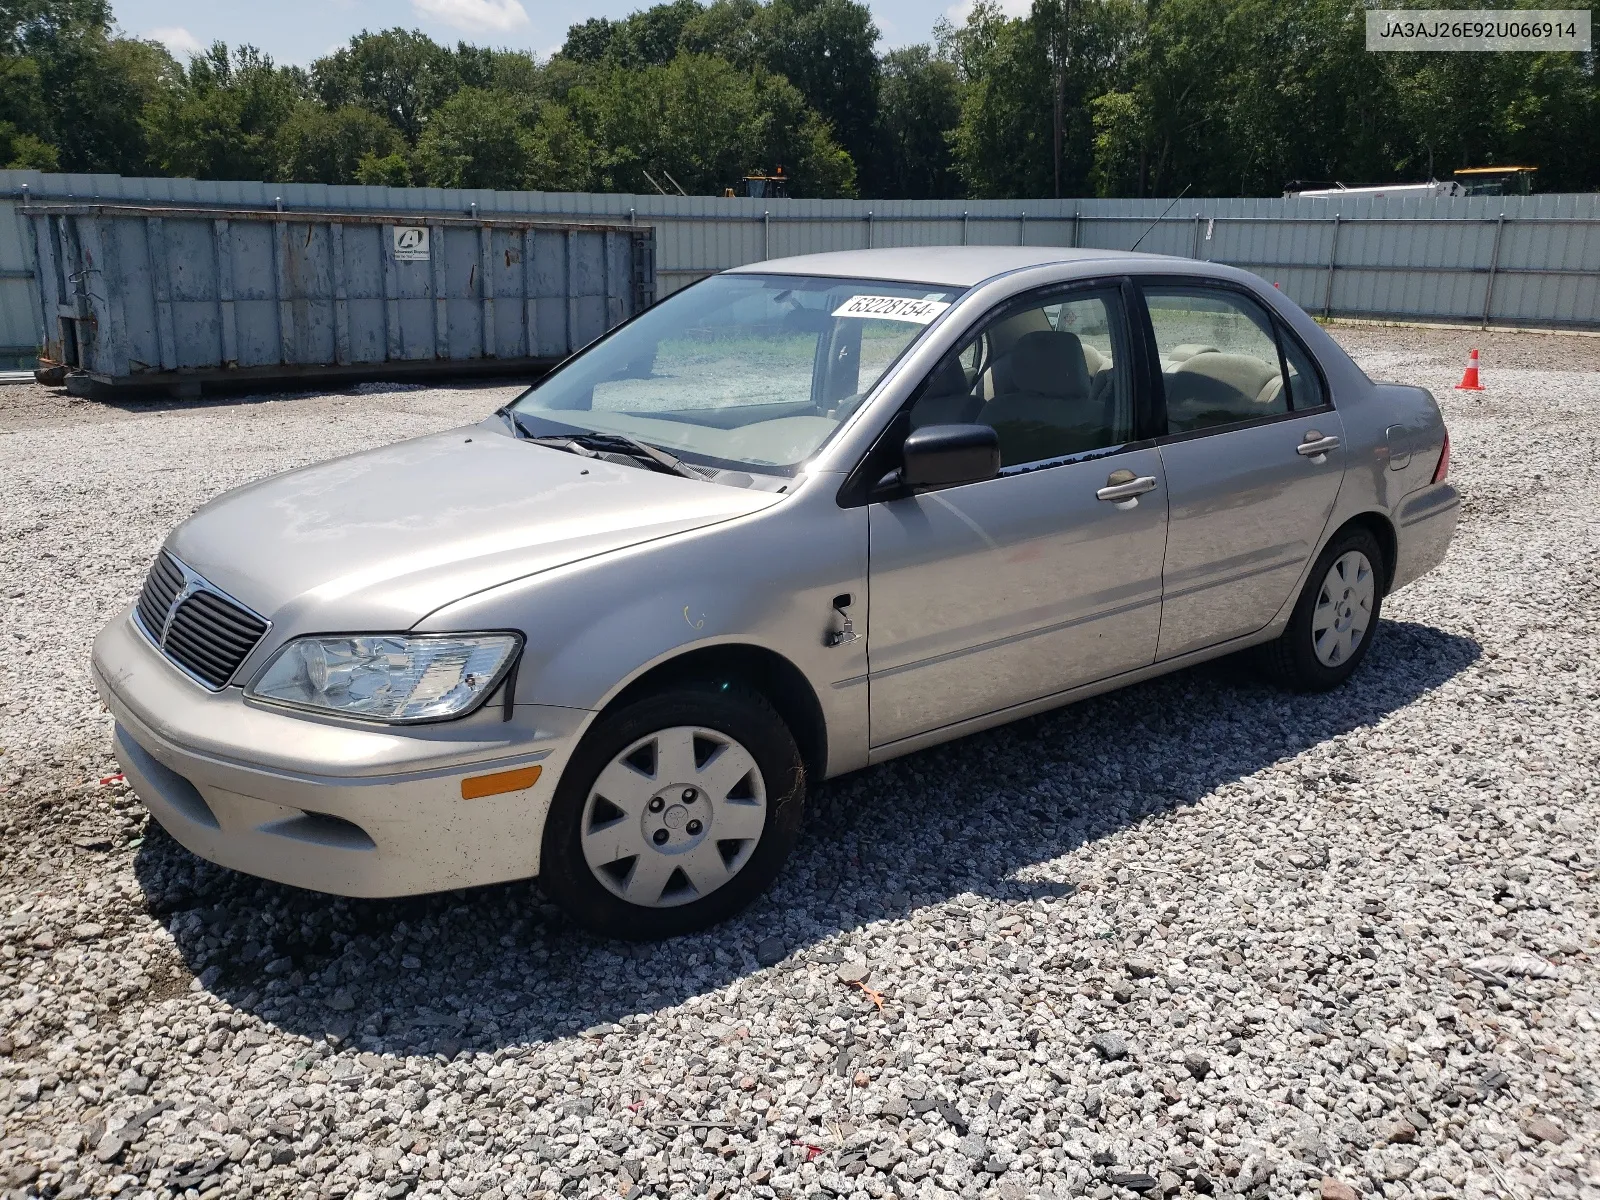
[{"left": 460, "top": 764, "right": 542, "bottom": 800}]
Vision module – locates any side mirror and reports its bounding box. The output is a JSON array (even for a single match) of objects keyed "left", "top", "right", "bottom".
[{"left": 897, "top": 423, "right": 1001, "bottom": 491}]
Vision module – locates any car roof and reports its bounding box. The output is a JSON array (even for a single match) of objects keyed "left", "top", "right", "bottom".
[{"left": 725, "top": 245, "right": 1167, "bottom": 288}]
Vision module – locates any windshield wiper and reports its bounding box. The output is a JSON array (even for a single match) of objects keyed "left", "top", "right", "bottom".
[
  {"left": 579, "top": 432, "right": 709, "bottom": 480},
  {"left": 509, "top": 414, "right": 706, "bottom": 480}
]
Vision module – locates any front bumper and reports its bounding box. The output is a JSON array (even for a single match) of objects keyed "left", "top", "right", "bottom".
[{"left": 92, "top": 607, "right": 591, "bottom": 897}]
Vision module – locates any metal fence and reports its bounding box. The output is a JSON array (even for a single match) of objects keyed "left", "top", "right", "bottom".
[{"left": 4, "top": 169, "right": 1598, "bottom": 364}]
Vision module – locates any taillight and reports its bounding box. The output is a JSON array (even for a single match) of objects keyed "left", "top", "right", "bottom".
[{"left": 1432, "top": 428, "right": 1450, "bottom": 483}]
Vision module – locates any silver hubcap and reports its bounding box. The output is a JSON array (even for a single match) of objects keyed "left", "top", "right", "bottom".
[
  {"left": 1312, "top": 550, "right": 1375, "bottom": 667},
  {"left": 580, "top": 726, "right": 766, "bottom": 909}
]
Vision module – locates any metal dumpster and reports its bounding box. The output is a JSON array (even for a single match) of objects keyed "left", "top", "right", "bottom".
[{"left": 24, "top": 203, "right": 655, "bottom": 396}]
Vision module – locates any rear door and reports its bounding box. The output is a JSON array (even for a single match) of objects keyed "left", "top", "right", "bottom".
[{"left": 1139, "top": 283, "right": 1345, "bottom": 659}]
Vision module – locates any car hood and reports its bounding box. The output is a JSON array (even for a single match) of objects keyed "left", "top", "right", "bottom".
[{"left": 168, "top": 426, "right": 782, "bottom": 633}]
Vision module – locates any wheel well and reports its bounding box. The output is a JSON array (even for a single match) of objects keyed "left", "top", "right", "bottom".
[
  {"left": 600, "top": 645, "right": 829, "bottom": 782},
  {"left": 1338, "top": 511, "right": 1397, "bottom": 593}
]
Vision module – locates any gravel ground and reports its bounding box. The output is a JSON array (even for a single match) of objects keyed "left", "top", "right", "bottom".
[{"left": 1, "top": 330, "right": 1597, "bottom": 1200}]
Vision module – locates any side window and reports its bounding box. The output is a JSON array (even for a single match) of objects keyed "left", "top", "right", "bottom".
[
  {"left": 909, "top": 288, "right": 1133, "bottom": 469},
  {"left": 1279, "top": 326, "right": 1326, "bottom": 410},
  {"left": 1145, "top": 288, "right": 1288, "bottom": 434}
]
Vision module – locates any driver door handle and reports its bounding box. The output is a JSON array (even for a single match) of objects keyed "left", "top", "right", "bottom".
[
  {"left": 1096, "top": 472, "right": 1159, "bottom": 502},
  {"left": 1297, "top": 432, "right": 1341, "bottom": 457}
]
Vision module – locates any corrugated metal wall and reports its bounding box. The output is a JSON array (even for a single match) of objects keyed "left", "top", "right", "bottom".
[{"left": 4, "top": 170, "right": 1599, "bottom": 360}]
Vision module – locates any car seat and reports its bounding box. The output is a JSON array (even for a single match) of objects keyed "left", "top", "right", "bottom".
[
  {"left": 909, "top": 355, "right": 983, "bottom": 428},
  {"left": 978, "top": 331, "right": 1110, "bottom": 464},
  {"left": 1164, "top": 351, "right": 1286, "bottom": 431}
]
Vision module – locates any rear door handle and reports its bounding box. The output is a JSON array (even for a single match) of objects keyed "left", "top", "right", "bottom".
[
  {"left": 1096, "top": 473, "right": 1159, "bottom": 502},
  {"left": 1297, "top": 432, "right": 1341, "bottom": 457}
]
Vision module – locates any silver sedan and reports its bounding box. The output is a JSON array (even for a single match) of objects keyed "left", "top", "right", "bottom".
[{"left": 91, "top": 247, "right": 1459, "bottom": 938}]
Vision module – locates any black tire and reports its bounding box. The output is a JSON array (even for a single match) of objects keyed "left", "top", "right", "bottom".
[
  {"left": 538, "top": 681, "right": 807, "bottom": 940},
  {"left": 1260, "top": 526, "right": 1385, "bottom": 692}
]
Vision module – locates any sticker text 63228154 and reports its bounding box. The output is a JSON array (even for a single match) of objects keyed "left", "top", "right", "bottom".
[{"left": 831, "top": 295, "right": 952, "bottom": 324}]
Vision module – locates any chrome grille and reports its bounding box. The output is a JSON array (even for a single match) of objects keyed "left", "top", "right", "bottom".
[
  {"left": 134, "top": 552, "right": 184, "bottom": 638},
  {"left": 133, "top": 552, "right": 269, "bottom": 690}
]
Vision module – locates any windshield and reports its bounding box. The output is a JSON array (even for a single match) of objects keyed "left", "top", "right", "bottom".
[{"left": 508, "top": 273, "right": 965, "bottom": 475}]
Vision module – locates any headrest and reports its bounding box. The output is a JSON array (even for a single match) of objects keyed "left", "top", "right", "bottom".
[
  {"left": 922, "top": 355, "right": 970, "bottom": 400},
  {"left": 1173, "top": 351, "right": 1280, "bottom": 399},
  {"left": 1009, "top": 330, "right": 1090, "bottom": 399},
  {"left": 1165, "top": 342, "right": 1219, "bottom": 364}
]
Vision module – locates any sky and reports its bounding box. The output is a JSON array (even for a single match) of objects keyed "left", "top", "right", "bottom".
[{"left": 113, "top": 0, "right": 1031, "bottom": 65}]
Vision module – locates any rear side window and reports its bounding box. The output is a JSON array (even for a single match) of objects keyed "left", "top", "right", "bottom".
[{"left": 1144, "top": 287, "right": 1289, "bottom": 434}]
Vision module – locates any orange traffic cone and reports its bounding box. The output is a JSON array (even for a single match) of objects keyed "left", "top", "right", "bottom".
[{"left": 1455, "top": 348, "right": 1484, "bottom": 391}]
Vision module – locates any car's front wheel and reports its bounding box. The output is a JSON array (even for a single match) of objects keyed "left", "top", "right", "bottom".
[
  {"left": 1261, "top": 526, "right": 1384, "bottom": 691},
  {"left": 538, "top": 681, "right": 807, "bottom": 939}
]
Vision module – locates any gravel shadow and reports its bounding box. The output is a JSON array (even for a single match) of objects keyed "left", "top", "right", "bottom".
[{"left": 131, "top": 616, "right": 1478, "bottom": 1056}]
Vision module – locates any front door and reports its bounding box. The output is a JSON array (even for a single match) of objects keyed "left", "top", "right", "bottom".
[
  {"left": 1140, "top": 284, "right": 1347, "bottom": 659},
  {"left": 866, "top": 284, "right": 1169, "bottom": 747}
]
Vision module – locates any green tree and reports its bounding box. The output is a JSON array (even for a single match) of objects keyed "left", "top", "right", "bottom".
[
  {"left": 676, "top": 0, "right": 880, "bottom": 178},
  {"left": 1489, "top": 52, "right": 1599, "bottom": 192},
  {"left": 275, "top": 103, "right": 405, "bottom": 184},
  {"left": 1, "top": 0, "right": 172, "bottom": 172},
  {"left": 355, "top": 150, "right": 414, "bottom": 186},
  {"left": 1089, "top": 89, "right": 1144, "bottom": 196},
  {"left": 413, "top": 87, "right": 536, "bottom": 189},
  {"left": 310, "top": 29, "right": 461, "bottom": 143},
  {"left": 941, "top": 0, "right": 1139, "bottom": 197},
  {"left": 561, "top": 17, "right": 623, "bottom": 64},
  {"left": 1384, "top": 37, "right": 1598, "bottom": 191},
  {"left": 0, "top": 120, "right": 57, "bottom": 167},
  {"left": 679, "top": 0, "right": 764, "bottom": 66},
  {"left": 943, "top": 3, "right": 1053, "bottom": 197},
  {"left": 525, "top": 103, "right": 599, "bottom": 192},
  {"left": 754, "top": 67, "right": 857, "bottom": 197},
  {"left": 755, "top": 0, "right": 880, "bottom": 173},
  {"left": 1029, "top": 0, "right": 1142, "bottom": 195},
  {"left": 872, "top": 46, "right": 961, "bottom": 199},
  {"left": 483, "top": 47, "right": 545, "bottom": 95},
  {"left": 561, "top": 0, "right": 704, "bottom": 67},
  {"left": 2, "top": 0, "right": 1594, "bottom": 201},
  {"left": 568, "top": 52, "right": 855, "bottom": 196},
  {"left": 144, "top": 43, "right": 302, "bottom": 181},
  {"left": 1136, "top": 0, "right": 1400, "bottom": 195},
  {"left": 0, "top": 53, "right": 52, "bottom": 162}
]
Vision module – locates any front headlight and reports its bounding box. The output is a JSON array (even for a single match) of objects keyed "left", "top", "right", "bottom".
[{"left": 247, "top": 633, "right": 521, "bottom": 723}]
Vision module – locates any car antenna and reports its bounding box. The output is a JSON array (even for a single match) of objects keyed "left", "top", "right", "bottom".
[{"left": 1129, "top": 184, "right": 1192, "bottom": 252}]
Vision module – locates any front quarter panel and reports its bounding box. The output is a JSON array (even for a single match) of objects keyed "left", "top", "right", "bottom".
[{"left": 416, "top": 471, "right": 870, "bottom": 775}]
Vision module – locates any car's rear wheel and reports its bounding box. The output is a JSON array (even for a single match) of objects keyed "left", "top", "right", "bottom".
[
  {"left": 1261, "top": 526, "right": 1384, "bottom": 692},
  {"left": 538, "top": 681, "right": 806, "bottom": 939}
]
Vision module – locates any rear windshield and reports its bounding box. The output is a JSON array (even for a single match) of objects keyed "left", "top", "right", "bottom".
[{"left": 509, "top": 273, "right": 965, "bottom": 475}]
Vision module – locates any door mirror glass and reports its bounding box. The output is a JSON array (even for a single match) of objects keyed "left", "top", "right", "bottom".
[{"left": 899, "top": 423, "right": 1001, "bottom": 491}]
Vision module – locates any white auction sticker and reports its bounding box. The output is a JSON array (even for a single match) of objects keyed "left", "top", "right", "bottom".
[{"left": 831, "top": 295, "right": 951, "bottom": 324}]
